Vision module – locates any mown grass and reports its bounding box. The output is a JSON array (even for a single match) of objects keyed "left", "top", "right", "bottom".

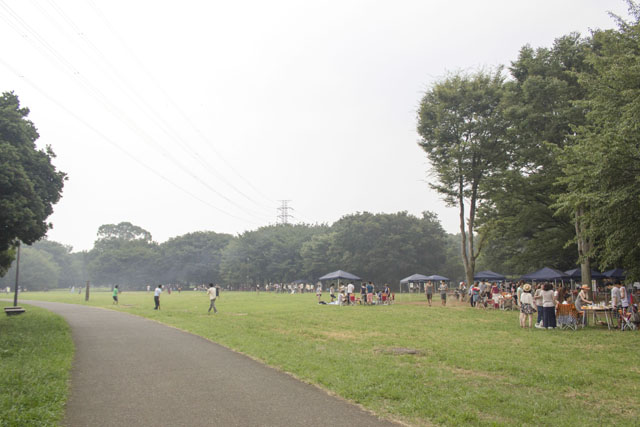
[
  {"left": 16, "top": 290, "right": 640, "bottom": 426},
  {"left": 0, "top": 301, "right": 73, "bottom": 427}
]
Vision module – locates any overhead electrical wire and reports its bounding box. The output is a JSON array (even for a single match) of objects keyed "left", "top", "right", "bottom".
[
  {"left": 1, "top": 0, "right": 275, "bottom": 223},
  {"left": 43, "top": 0, "right": 276, "bottom": 216},
  {"left": 0, "top": 58, "right": 262, "bottom": 225},
  {"left": 86, "top": 0, "right": 278, "bottom": 209},
  {"left": 28, "top": 0, "right": 275, "bottom": 222}
]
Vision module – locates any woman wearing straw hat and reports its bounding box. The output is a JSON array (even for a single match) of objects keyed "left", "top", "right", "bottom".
[
  {"left": 575, "top": 284, "right": 592, "bottom": 326},
  {"left": 519, "top": 284, "right": 535, "bottom": 328}
]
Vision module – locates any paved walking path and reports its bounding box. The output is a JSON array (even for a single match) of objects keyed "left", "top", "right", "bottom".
[{"left": 20, "top": 301, "right": 398, "bottom": 427}]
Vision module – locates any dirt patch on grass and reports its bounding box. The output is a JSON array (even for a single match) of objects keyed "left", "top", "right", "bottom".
[
  {"left": 375, "top": 347, "right": 424, "bottom": 356},
  {"left": 564, "top": 389, "right": 589, "bottom": 399}
]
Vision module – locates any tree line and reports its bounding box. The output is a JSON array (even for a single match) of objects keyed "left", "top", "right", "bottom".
[
  {"left": 417, "top": 3, "right": 640, "bottom": 285},
  {"left": 0, "top": 213, "right": 464, "bottom": 291}
]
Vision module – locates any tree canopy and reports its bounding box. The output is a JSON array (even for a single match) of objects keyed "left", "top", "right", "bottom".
[
  {"left": 556, "top": 4, "right": 640, "bottom": 280},
  {"left": 0, "top": 92, "right": 66, "bottom": 274},
  {"left": 417, "top": 70, "right": 510, "bottom": 286}
]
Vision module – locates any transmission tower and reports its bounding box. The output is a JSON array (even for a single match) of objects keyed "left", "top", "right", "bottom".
[{"left": 277, "top": 200, "right": 294, "bottom": 224}]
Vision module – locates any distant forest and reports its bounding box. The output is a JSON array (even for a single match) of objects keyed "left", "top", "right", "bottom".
[{"left": 0, "top": 212, "right": 465, "bottom": 291}]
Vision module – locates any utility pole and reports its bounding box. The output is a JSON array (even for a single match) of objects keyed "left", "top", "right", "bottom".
[
  {"left": 277, "top": 200, "right": 294, "bottom": 225},
  {"left": 13, "top": 242, "right": 20, "bottom": 307}
]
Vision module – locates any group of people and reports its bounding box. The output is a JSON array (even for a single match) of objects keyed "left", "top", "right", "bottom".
[
  {"left": 148, "top": 283, "right": 220, "bottom": 314},
  {"left": 515, "top": 280, "right": 638, "bottom": 330},
  {"left": 516, "top": 282, "right": 557, "bottom": 329},
  {"left": 318, "top": 282, "right": 393, "bottom": 306},
  {"left": 423, "top": 280, "right": 449, "bottom": 306}
]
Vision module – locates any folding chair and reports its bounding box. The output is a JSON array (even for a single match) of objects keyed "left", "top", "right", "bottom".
[
  {"left": 557, "top": 304, "right": 578, "bottom": 330},
  {"left": 620, "top": 310, "right": 637, "bottom": 331}
]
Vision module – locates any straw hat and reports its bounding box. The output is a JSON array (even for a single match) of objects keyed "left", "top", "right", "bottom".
[
  {"left": 523, "top": 284, "right": 531, "bottom": 292},
  {"left": 581, "top": 285, "right": 590, "bottom": 290}
]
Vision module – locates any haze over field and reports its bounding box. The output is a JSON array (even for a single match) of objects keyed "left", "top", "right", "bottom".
[{"left": 0, "top": 0, "right": 629, "bottom": 250}]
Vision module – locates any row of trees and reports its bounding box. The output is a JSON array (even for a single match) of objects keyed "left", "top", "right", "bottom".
[
  {"left": 0, "top": 214, "right": 464, "bottom": 291},
  {"left": 417, "top": 3, "right": 640, "bottom": 285}
]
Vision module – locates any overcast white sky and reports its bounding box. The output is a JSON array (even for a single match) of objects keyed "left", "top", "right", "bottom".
[{"left": 0, "top": 0, "right": 630, "bottom": 251}]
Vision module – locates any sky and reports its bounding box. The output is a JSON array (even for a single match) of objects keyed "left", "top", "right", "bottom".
[{"left": 0, "top": 0, "right": 631, "bottom": 252}]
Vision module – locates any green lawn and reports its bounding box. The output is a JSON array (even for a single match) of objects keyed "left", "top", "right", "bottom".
[
  {"left": 0, "top": 301, "right": 73, "bottom": 427},
  {"left": 12, "top": 290, "right": 640, "bottom": 426}
]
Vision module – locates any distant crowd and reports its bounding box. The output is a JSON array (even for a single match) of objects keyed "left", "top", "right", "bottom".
[{"left": 317, "top": 282, "right": 393, "bottom": 306}]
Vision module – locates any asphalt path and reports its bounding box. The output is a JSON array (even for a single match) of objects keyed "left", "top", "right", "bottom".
[{"left": 18, "top": 301, "right": 399, "bottom": 427}]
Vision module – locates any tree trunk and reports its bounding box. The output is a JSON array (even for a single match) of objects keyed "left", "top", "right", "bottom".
[
  {"left": 575, "top": 207, "right": 592, "bottom": 286},
  {"left": 458, "top": 179, "right": 474, "bottom": 287}
]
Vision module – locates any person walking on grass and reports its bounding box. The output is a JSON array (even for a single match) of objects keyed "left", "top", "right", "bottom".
[
  {"left": 439, "top": 281, "right": 447, "bottom": 306},
  {"left": 425, "top": 280, "right": 433, "bottom": 306},
  {"left": 207, "top": 283, "right": 218, "bottom": 314},
  {"left": 112, "top": 285, "right": 119, "bottom": 305},
  {"left": 154, "top": 285, "right": 162, "bottom": 310}
]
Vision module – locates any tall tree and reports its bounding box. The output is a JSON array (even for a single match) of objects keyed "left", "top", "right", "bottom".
[
  {"left": 0, "top": 92, "right": 66, "bottom": 273},
  {"left": 477, "top": 34, "right": 591, "bottom": 275},
  {"left": 556, "top": 3, "right": 640, "bottom": 280},
  {"left": 88, "top": 223, "right": 160, "bottom": 287},
  {"left": 417, "top": 70, "right": 510, "bottom": 287}
]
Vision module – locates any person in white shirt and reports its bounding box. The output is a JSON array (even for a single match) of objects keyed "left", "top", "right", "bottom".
[
  {"left": 207, "top": 283, "right": 218, "bottom": 314},
  {"left": 611, "top": 282, "right": 622, "bottom": 308},
  {"left": 611, "top": 281, "right": 623, "bottom": 328},
  {"left": 154, "top": 285, "right": 162, "bottom": 310},
  {"left": 620, "top": 283, "right": 629, "bottom": 313},
  {"left": 346, "top": 282, "right": 355, "bottom": 305}
]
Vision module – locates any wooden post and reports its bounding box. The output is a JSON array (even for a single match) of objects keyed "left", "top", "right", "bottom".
[{"left": 85, "top": 281, "right": 90, "bottom": 301}]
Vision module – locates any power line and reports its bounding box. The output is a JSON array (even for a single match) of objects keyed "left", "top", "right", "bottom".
[
  {"left": 86, "top": 0, "right": 277, "bottom": 210},
  {"left": 0, "top": 1, "right": 275, "bottom": 222},
  {"left": 0, "top": 58, "right": 262, "bottom": 225},
  {"left": 34, "top": 0, "right": 275, "bottom": 221}
]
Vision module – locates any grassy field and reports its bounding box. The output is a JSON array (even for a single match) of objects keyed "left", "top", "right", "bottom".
[
  {"left": 10, "top": 290, "right": 640, "bottom": 426},
  {"left": 0, "top": 301, "right": 74, "bottom": 427}
]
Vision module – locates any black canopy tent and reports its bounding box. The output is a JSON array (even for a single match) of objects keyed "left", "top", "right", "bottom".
[
  {"left": 318, "top": 270, "right": 362, "bottom": 282},
  {"left": 425, "top": 275, "right": 451, "bottom": 290},
  {"left": 521, "top": 267, "right": 569, "bottom": 283},
  {"left": 563, "top": 268, "right": 604, "bottom": 289},
  {"left": 474, "top": 270, "right": 506, "bottom": 281},
  {"left": 564, "top": 268, "right": 604, "bottom": 280},
  {"left": 603, "top": 268, "right": 626, "bottom": 280},
  {"left": 399, "top": 273, "right": 430, "bottom": 293}
]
